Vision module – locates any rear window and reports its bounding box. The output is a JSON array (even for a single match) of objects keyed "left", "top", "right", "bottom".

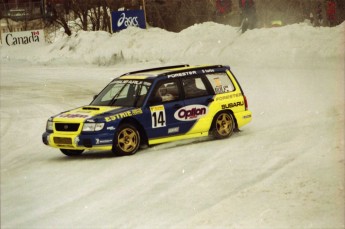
[
  {"left": 182, "top": 77, "right": 209, "bottom": 98},
  {"left": 206, "top": 73, "right": 235, "bottom": 94}
]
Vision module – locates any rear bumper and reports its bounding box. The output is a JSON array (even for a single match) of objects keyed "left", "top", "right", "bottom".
[
  {"left": 42, "top": 132, "right": 113, "bottom": 151},
  {"left": 234, "top": 110, "right": 252, "bottom": 128}
]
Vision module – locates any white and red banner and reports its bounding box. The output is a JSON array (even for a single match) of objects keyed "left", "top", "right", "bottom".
[{"left": 1, "top": 30, "right": 45, "bottom": 47}]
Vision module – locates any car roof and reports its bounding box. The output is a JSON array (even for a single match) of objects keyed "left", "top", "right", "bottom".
[{"left": 118, "top": 64, "right": 230, "bottom": 80}]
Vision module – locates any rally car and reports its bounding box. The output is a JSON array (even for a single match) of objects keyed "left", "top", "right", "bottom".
[{"left": 42, "top": 65, "right": 252, "bottom": 156}]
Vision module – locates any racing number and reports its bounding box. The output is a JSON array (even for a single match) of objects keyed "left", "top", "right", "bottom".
[
  {"left": 150, "top": 105, "right": 166, "bottom": 128},
  {"left": 152, "top": 111, "right": 166, "bottom": 128}
]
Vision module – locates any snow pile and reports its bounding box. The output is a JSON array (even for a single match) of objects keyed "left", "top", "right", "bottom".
[
  {"left": 1, "top": 22, "right": 344, "bottom": 67},
  {"left": 1, "top": 21, "right": 344, "bottom": 229}
]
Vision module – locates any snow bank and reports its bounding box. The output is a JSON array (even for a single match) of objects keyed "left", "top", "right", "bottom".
[
  {"left": 1, "top": 21, "right": 344, "bottom": 229},
  {"left": 1, "top": 22, "right": 344, "bottom": 67}
]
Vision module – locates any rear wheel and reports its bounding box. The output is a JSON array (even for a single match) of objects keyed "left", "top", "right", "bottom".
[
  {"left": 60, "top": 149, "right": 84, "bottom": 157},
  {"left": 113, "top": 123, "right": 140, "bottom": 156},
  {"left": 212, "top": 112, "right": 235, "bottom": 139}
]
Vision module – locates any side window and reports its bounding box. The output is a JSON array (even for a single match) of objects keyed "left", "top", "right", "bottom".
[
  {"left": 140, "top": 84, "right": 148, "bottom": 96},
  {"left": 182, "top": 77, "right": 209, "bottom": 99},
  {"left": 206, "top": 73, "right": 235, "bottom": 94},
  {"left": 152, "top": 81, "right": 180, "bottom": 103},
  {"left": 134, "top": 83, "right": 151, "bottom": 107}
]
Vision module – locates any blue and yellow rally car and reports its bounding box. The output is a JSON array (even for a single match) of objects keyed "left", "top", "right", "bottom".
[{"left": 42, "top": 65, "right": 252, "bottom": 156}]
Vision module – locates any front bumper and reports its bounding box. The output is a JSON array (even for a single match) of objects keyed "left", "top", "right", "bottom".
[{"left": 42, "top": 132, "right": 114, "bottom": 151}]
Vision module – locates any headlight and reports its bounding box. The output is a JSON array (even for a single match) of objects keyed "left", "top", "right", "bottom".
[
  {"left": 46, "top": 121, "right": 53, "bottom": 131},
  {"left": 82, "top": 123, "right": 105, "bottom": 132}
]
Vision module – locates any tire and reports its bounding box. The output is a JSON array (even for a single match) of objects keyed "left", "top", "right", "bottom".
[
  {"left": 60, "top": 149, "right": 84, "bottom": 157},
  {"left": 212, "top": 112, "right": 235, "bottom": 139},
  {"left": 112, "top": 123, "right": 140, "bottom": 156}
]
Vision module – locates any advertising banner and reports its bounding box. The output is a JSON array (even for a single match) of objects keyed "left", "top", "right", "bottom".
[
  {"left": 1, "top": 30, "right": 45, "bottom": 47},
  {"left": 111, "top": 10, "right": 146, "bottom": 32}
]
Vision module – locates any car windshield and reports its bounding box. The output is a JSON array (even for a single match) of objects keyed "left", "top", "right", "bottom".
[{"left": 90, "top": 79, "right": 152, "bottom": 107}]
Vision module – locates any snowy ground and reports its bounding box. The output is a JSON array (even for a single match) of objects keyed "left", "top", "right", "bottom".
[{"left": 1, "top": 22, "right": 344, "bottom": 228}]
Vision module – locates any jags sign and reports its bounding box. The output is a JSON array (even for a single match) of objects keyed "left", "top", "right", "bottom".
[
  {"left": 111, "top": 10, "right": 146, "bottom": 32},
  {"left": 1, "top": 30, "right": 45, "bottom": 47}
]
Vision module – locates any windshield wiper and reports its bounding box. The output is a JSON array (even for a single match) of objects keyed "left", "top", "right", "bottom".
[{"left": 109, "top": 83, "right": 128, "bottom": 106}]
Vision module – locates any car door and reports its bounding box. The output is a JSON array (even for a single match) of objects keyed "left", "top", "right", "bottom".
[
  {"left": 145, "top": 79, "right": 185, "bottom": 139},
  {"left": 176, "top": 76, "right": 215, "bottom": 134}
]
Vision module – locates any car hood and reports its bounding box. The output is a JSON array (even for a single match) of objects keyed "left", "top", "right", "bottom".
[{"left": 53, "top": 106, "right": 139, "bottom": 123}]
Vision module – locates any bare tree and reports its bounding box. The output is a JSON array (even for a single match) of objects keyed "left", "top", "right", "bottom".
[
  {"left": 5, "top": 17, "right": 14, "bottom": 32},
  {"left": 47, "top": 0, "right": 118, "bottom": 35},
  {"left": 47, "top": 1, "right": 72, "bottom": 36},
  {"left": 45, "top": 0, "right": 345, "bottom": 36},
  {"left": 89, "top": 0, "right": 112, "bottom": 32},
  {"left": 71, "top": 0, "right": 89, "bottom": 31}
]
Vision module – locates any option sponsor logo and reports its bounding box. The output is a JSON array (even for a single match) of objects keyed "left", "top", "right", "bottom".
[{"left": 174, "top": 105, "right": 208, "bottom": 121}]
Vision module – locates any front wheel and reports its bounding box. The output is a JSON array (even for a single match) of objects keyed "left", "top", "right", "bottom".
[
  {"left": 60, "top": 149, "right": 84, "bottom": 157},
  {"left": 113, "top": 123, "right": 140, "bottom": 156},
  {"left": 212, "top": 112, "right": 235, "bottom": 139}
]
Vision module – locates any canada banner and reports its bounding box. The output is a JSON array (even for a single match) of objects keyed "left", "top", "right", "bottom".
[
  {"left": 1, "top": 30, "right": 45, "bottom": 47},
  {"left": 111, "top": 10, "right": 146, "bottom": 32}
]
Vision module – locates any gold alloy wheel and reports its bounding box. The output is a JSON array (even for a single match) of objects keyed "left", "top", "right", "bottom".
[
  {"left": 117, "top": 127, "right": 139, "bottom": 153},
  {"left": 216, "top": 113, "right": 233, "bottom": 137}
]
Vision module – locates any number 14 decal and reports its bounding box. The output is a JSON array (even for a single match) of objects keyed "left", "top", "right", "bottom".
[{"left": 150, "top": 105, "right": 166, "bottom": 128}]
